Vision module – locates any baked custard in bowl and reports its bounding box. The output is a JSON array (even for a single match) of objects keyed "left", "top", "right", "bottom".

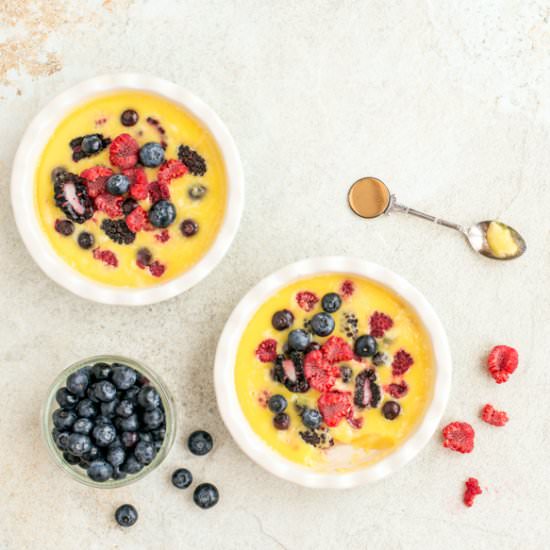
[
  {"left": 12, "top": 74, "right": 244, "bottom": 304},
  {"left": 215, "top": 257, "right": 451, "bottom": 488}
]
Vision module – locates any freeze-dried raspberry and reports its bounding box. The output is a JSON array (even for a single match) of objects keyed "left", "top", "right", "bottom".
[
  {"left": 369, "top": 311, "right": 394, "bottom": 338},
  {"left": 318, "top": 390, "right": 353, "bottom": 427},
  {"left": 92, "top": 248, "right": 118, "bottom": 267},
  {"left": 481, "top": 404, "right": 508, "bottom": 427},
  {"left": 340, "top": 279, "right": 355, "bottom": 299},
  {"left": 304, "top": 350, "right": 340, "bottom": 392},
  {"left": 321, "top": 336, "right": 354, "bottom": 363},
  {"left": 109, "top": 133, "right": 139, "bottom": 169},
  {"left": 384, "top": 381, "right": 409, "bottom": 399},
  {"left": 487, "top": 345, "right": 518, "bottom": 384},
  {"left": 80, "top": 165, "right": 113, "bottom": 198},
  {"left": 158, "top": 159, "right": 187, "bottom": 184},
  {"left": 125, "top": 206, "right": 147, "bottom": 233},
  {"left": 442, "top": 422, "right": 475, "bottom": 454},
  {"left": 122, "top": 167, "right": 149, "bottom": 200},
  {"left": 463, "top": 477, "right": 482, "bottom": 507},
  {"left": 296, "top": 291, "right": 319, "bottom": 312},
  {"left": 392, "top": 349, "right": 414, "bottom": 376},
  {"left": 149, "top": 261, "right": 166, "bottom": 277},
  {"left": 255, "top": 339, "right": 277, "bottom": 363}
]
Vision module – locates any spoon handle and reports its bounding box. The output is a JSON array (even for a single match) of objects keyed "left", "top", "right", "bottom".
[{"left": 390, "top": 200, "right": 465, "bottom": 233}]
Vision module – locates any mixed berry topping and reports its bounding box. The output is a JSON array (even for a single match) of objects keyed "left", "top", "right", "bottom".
[
  {"left": 180, "top": 218, "right": 199, "bottom": 237},
  {"left": 487, "top": 345, "right": 518, "bottom": 384},
  {"left": 304, "top": 350, "right": 340, "bottom": 392},
  {"left": 442, "top": 421, "right": 475, "bottom": 454},
  {"left": 384, "top": 381, "right": 409, "bottom": 399}
]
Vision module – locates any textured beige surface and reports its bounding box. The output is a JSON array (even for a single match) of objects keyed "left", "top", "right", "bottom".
[{"left": 0, "top": 1, "right": 548, "bottom": 549}]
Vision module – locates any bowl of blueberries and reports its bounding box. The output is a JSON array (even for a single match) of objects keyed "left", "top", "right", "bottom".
[{"left": 42, "top": 355, "right": 176, "bottom": 488}]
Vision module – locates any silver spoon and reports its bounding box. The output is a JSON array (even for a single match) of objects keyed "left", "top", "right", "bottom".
[{"left": 348, "top": 177, "right": 526, "bottom": 260}]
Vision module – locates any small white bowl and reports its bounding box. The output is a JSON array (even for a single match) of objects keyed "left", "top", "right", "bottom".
[
  {"left": 214, "top": 257, "right": 452, "bottom": 488},
  {"left": 11, "top": 74, "right": 244, "bottom": 305}
]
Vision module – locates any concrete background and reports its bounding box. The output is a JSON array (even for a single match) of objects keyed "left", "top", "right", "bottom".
[{"left": 0, "top": 1, "right": 548, "bottom": 549}]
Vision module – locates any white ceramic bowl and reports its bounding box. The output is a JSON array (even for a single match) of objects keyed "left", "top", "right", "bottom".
[
  {"left": 11, "top": 74, "right": 244, "bottom": 305},
  {"left": 214, "top": 257, "right": 452, "bottom": 488}
]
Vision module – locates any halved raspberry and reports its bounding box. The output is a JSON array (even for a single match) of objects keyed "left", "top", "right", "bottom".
[
  {"left": 94, "top": 193, "right": 123, "bottom": 218},
  {"left": 255, "top": 339, "right": 277, "bottom": 363},
  {"left": 442, "top": 421, "right": 475, "bottom": 454},
  {"left": 109, "top": 133, "right": 139, "bottom": 169},
  {"left": 369, "top": 311, "right": 394, "bottom": 338},
  {"left": 487, "top": 345, "right": 518, "bottom": 384},
  {"left": 463, "top": 477, "right": 482, "bottom": 507},
  {"left": 392, "top": 349, "right": 414, "bottom": 376},
  {"left": 321, "top": 336, "right": 354, "bottom": 363},
  {"left": 126, "top": 206, "right": 147, "bottom": 233},
  {"left": 148, "top": 180, "right": 170, "bottom": 203},
  {"left": 149, "top": 261, "right": 166, "bottom": 277},
  {"left": 92, "top": 248, "right": 118, "bottom": 267},
  {"left": 158, "top": 159, "right": 187, "bottom": 184},
  {"left": 384, "top": 381, "right": 409, "bottom": 399},
  {"left": 296, "top": 291, "right": 319, "bottom": 312},
  {"left": 304, "top": 350, "right": 340, "bottom": 392},
  {"left": 318, "top": 390, "right": 353, "bottom": 427},
  {"left": 80, "top": 166, "right": 113, "bottom": 198},
  {"left": 481, "top": 404, "right": 509, "bottom": 427},
  {"left": 340, "top": 279, "right": 355, "bottom": 299},
  {"left": 122, "top": 167, "right": 149, "bottom": 200}
]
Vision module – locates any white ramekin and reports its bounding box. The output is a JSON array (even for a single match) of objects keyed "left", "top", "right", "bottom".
[
  {"left": 11, "top": 74, "right": 244, "bottom": 305},
  {"left": 214, "top": 257, "right": 452, "bottom": 489}
]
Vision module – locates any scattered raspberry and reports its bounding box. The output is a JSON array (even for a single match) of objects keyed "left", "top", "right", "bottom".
[
  {"left": 384, "top": 381, "right": 409, "bottom": 399},
  {"left": 304, "top": 350, "right": 340, "bottom": 392},
  {"left": 369, "top": 311, "right": 394, "bottom": 338},
  {"left": 340, "top": 279, "right": 355, "bottom": 299},
  {"left": 148, "top": 180, "right": 170, "bottom": 203},
  {"left": 94, "top": 193, "right": 123, "bottom": 218},
  {"left": 255, "top": 339, "right": 277, "bottom": 363},
  {"left": 463, "top": 477, "right": 482, "bottom": 507},
  {"left": 80, "top": 166, "right": 113, "bottom": 198},
  {"left": 392, "top": 349, "right": 414, "bottom": 376},
  {"left": 296, "top": 291, "right": 319, "bottom": 312},
  {"left": 487, "top": 345, "right": 518, "bottom": 384},
  {"left": 122, "top": 167, "right": 149, "bottom": 200},
  {"left": 321, "top": 336, "right": 354, "bottom": 363},
  {"left": 109, "top": 133, "right": 139, "bottom": 169},
  {"left": 318, "top": 390, "right": 353, "bottom": 427},
  {"left": 148, "top": 261, "right": 166, "bottom": 277},
  {"left": 442, "top": 422, "right": 475, "bottom": 454},
  {"left": 155, "top": 229, "right": 170, "bottom": 243},
  {"left": 158, "top": 159, "right": 187, "bottom": 184},
  {"left": 92, "top": 248, "right": 118, "bottom": 267},
  {"left": 125, "top": 206, "right": 148, "bottom": 233},
  {"left": 481, "top": 404, "right": 509, "bottom": 427}
]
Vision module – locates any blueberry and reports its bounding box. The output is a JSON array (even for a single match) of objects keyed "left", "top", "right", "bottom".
[
  {"left": 121, "top": 431, "right": 139, "bottom": 448},
  {"left": 288, "top": 329, "right": 310, "bottom": 351},
  {"left": 143, "top": 408, "right": 164, "bottom": 429},
  {"left": 111, "top": 364, "right": 137, "bottom": 390},
  {"left": 136, "top": 247, "right": 153, "bottom": 267},
  {"left": 310, "top": 312, "right": 335, "bottom": 337},
  {"left": 66, "top": 369, "right": 89, "bottom": 397},
  {"left": 149, "top": 200, "right": 176, "bottom": 228},
  {"left": 354, "top": 335, "right": 377, "bottom": 357},
  {"left": 372, "top": 352, "right": 388, "bottom": 366},
  {"left": 81, "top": 446, "right": 100, "bottom": 463},
  {"left": 188, "top": 430, "right": 213, "bottom": 456},
  {"left": 67, "top": 433, "right": 93, "bottom": 456},
  {"left": 81, "top": 134, "right": 102, "bottom": 155},
  {"left": 54, "top": 431, "right": 70, "bottom": 450},
  {"left": 120, "top": 109, "right": 139, "bottom": 127},
  {"left": 107, "top": 444, "right": 126, "bottom": 467},
  {"left": 77, "top": 232, "right": 95, "bottom": 250},
  {"left": 301, "top": 409, "right": 322, "bottom": 429},
  {"left": 382, "top": 401, "right": 401, "bottom": 420},
  {"left": 87, "top": 460, "right": 113, "bottom": 482},
  {"left": 115, "top": 504, "right": 138, "bottom": 527},
  {"left": 139, "top": 142, "right": 165, "bottom": 167},
  {"left": 273, "top": 412, "right": 290, "bottom": 430},
  {"left": 53, "top": 409, "right": 77, "bottom": 430},
  {"left": 121, "top": 454, "right": 143, "bottom": 474},
  {"left": 152, "top": 427, "right": 166, "bottom": 441},
  {"left": 268, "top": 394, "right": 287, "bottom": 414},
  {"left": 172, "top": 468, "right": 193, "bottom": 489},
  {"left": 76, "top": 398, "right": 97, "bottom": 418},
  {"left": 125, "top": 386, "right": 141, "bottom": 402},
  {"left": 188, "top": 184, "right": 207, "bottom": 200},
  {"left": 193, "top": 483, "right": 219, "bottom": 509},
  {"left": 115, "top": 400, "right": 135, "bottom": 418},
  {"left": 112, "top": 466, "right": 127, "bottom": 480},
  {"left": 55, "top": 387, "right": 78, "bottom": 409},
  {"left": 55, "top": 219, "right": 74, "bottom": 236},
  {"left": 321, "top": 292, "right": 342, "bottom": 313},
  {"left": 106, "top": 174, "right": 130, "bottom": 196},
  {"left": 122, "top": 197, "right": 139, "bottom": 215},
  {"left": 138, "top": 432, "right": 153, "bottom": 442},
  {"left": 91, "top": 362, "right": 111, "bottom": 380},
  {"left": 340, "top": 365, "right": 353, "bottom": 383},
  {"left": 180, "top": 218, "right": 199, "bottom": 237},
  {"left": 134, "top": 440, "right": 155, "bottom": 464},
  {"left": 93, "top": 423, "right": 117, "bottom": 447},
  {"left": 116, "top": 413, "right": 140, "bottom": 432},
  {"left": 63, "top": 452, "right": 80, "bottom": 465},
  {"left": 73, "top": 418, "right": 94, "bottom": 435},
  {"left": 94, "top": 415, "right": 112, "bottom": 426},
  {"left": 271, "top": 310, "right": 294, "bottom": 331},
  {"left": 137, "top": 386, "right": 161, "bottom": 410},
  {"left": 93, "top": 381, "right": 117, "bottom": 402}
]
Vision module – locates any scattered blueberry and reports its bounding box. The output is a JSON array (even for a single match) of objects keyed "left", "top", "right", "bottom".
[
  {"left": 139, "top": 142, "right": 165, "bottom": 167},
  {"left": 87, "top": 460, "right": 113, "bottom": 482},
  {"left": 55, "top": 387, "right": 78, "bottom": 409},
  {"left": 273, "top": 412, "right": 290, "bottom": 430},
  {"left": 180, "top": 218, "right": 199, "bottom": 237},
  {"left": 93, "top": 423, "right": 117, "bottom": 447},
  {"left": 93, "top": 381, "right": 117, "bottom": 402},
  {"left": 321, "top": 293, "right": 342, "bottom": 313},
  {"left": 67, "top": 433, "right": 93, "bottom": 456},
  {"left": 288, "top": 329, "right": 310, "bottom": 351},
  {"left": 81, "top": 135, "right": 103, "bottom": 155},
  {"left": 115, "top": 504, "right": 138, "bottom": 527},
  {"left": 106, "top": 174, "right": 130, "bottom": 196},
  {"left": 302, "top": 409, "right": 322, "bottom": 429},
  {"left": 53, "top": 409, "right": 77, "bottom": 430},
  {"left": 77, "top": 231, "right": 95, "bottom": 250},
  {"left": 73, "top": 418, "right": 93, "bottom": 435},
  {"left": 111, "top": 364, "right": 137, "bottom": 390},
  {"left": 271, "top": 310, "right": 294, "bottom": 331},
  {"left": 382, "top": 401, "right": 401, "bottom": 420},
  {"left": 188, "top": 430, "right": 213, "bottom": 456},
  {"left": 354, "top": 335, "right": 377, "bottom": 357},
  {"left": 268, "top": 394, "right": 288, "bottom": 414},
  {"left": 149, "top": 200, "right": 176, "bottom": 228},
  {"left": 120, "top": 109, "right": 139, "bottom": 127},
  {"left": 193, "top": 483, "right": 219, "bottom": 509},
  {"left": 172, "top": 468, "right": 193, "bottom": 489},
  {"left": 188, "top": 184, "right": 207, "bottom": 200},
  {"left": 66, "top": 369, "right": 89, "bottom": 397},
  {"left": 310, "top": 312, "right": 335, "bottom": 337},
  {"left": 55, "top": 219, "right": 74, "bottom": 236}
]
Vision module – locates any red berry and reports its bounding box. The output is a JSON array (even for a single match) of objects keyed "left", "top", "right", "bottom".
[
  {"left": 80, "top": 166, "right": 113, "bottom": 198},
  {"left": 296, "top": 291, "right": 319, "bottom": 312},
  {"left": 304, "top": 350, "right": 340, "bottom": 392},
  {"left": 391, "top": 349, "right": 414, "bottom": 376},
  {"left": 442, "top": 421, "right": 475, "bottom": 454},
  {"left": 481, "top": 404, "right": 509, "bottom": 427},
  {"left": 125, "top": 206, "right": 147, "bottom": 233},
  {"left": 487, "top": 345, "right": 518, "bottom": 384},
  {"left": 369, "top": 311, "right": 394, "bottom": 338},
  {"left": 158, "top": 159, "right": 187, "bottom": 184},
  {"left": 148, "top": 180, "right": 170, "bottom": 203},
  {"left": 318, "top": 390, "right": 352, "bottom": 427},
  {"left": 340, "top": 279, "right": 355, "bottom": 299},
  {"left": 109, "top": 133, "right": 139, "bottom": 169},
  {"left": 255, "top": 339, "right": 277, "bottom": 363},
  {"left": 384, "top": 381, "right": 409, "bottom": 399},
  {"left": 122, "top": 167, "right": 149, "bottom": 200},
  {"left": 154, "top": 229, "right": 170, "bottom": 243},
  {"left": 463, "top": 477, "right": 482, "bottom": 507},
  {"left": 149, "top": 261, "right": 166, "bottom": 277},
  {"left": 94, "top": 193, "right": 123, "bottom": 218},
  {"left": 92, "top": 248, "right": 118, "bottom": 267},
  {"left": 321, "top": 336, "right": 354, "bottom": 363}
]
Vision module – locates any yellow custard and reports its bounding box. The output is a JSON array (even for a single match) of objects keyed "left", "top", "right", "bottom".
[
  {"left": 235, "top": 274, "right": 434, "bottom": 471},
  {"left": 486, "top": 221, "right": 518, "bottom": 258},
  {"left": 35, "top": 91, "right": 227, "bottom": 287}
]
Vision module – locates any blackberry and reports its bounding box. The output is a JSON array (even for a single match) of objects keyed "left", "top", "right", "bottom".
[
  {"left": 53, "top": 171, "right": 94, "bottom": 224},
  {"left": 342, "top": 312, "right": 359, "bottom": 340},
  {"left": 299, "top": 428, "right": 334, "bottom": 449},
  {"left": 354, "top": 369, "right": 381, "bottom": 409},
  {"left": 101, "top": 219, "right": 136, "bottom": 245},
  {"left": 178, "top": 144, "right": 207, "bottom": 176},
  {"left": 69, "top": 133, "right": 111, "bottom": 162},
  {"left": 273, "top": 352, "right": 309, "bottom": 393},
  {"left": 122, "top": 198, "right": 139, "bottom": 215}
]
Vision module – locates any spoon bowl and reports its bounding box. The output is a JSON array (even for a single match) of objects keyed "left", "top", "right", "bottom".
[{"left": 467, "top": 221, "right": 526, "bottom": 260}]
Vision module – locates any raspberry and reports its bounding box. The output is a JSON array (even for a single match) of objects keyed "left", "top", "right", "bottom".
[
  {"left": 487, "top": 345, "right": 518, "bottom": 384},
  {"left": 463, "top": 477, "right": 482, "bottom": 507},
  {"left": 122, "top": 167, "right": 149, "bottom": 200},
  {"left": 304, "top": 350, "right": 340, "bottom": 392},
  {"left": 392, "top": 349, "right": 414, "bottom": 376},
  {"left": 442, "top": 422, "right": 475, "bottom": 454},
  {"left": 158, "top": 159, "right": 187, "bottom": 184},
  {"left": 125, "top": 206, "right": 147, "bottom": 233},
  {"left": 347, "top": 415, "right": 364, "bottom": 429},
  {"left": 94, "top": 193, "right": 123, "bottom": 218},
  {"left": 92, "top": 248, "right": 118, "bottom": 267},
  {"left": 384, "top": 381, "right": 409, "bottom": 399},
  {"left": 155, "top": 229, "right": 170, "bottom": 243},
  {"left": 481, "top": 404, "right": 509, "bottom": 427},
  {"left": 296, "top": 291, "right": 319, "bottom": 312},
  {"left": 80, "top": 166, "right": 113, "bottom": 198},
  {"left": 321, "top": 336, "right": 354, "bottom": 363},
  {"left": 318, "top": 390, "right": 352, "bottom": 427},
  {"left": 255, "top": 339, "right": 277, "bottom": 363},
  {"left": 149, "top": 261, "right": 166, "bottom": 277},
  {"left": 340, "top": 279, "right": 355, "bottom": 299},
  {"left": 109, "top": 133, "right": 139, "bottom": 169},
  {"left": 148, "top": 181, "right": 170, "bottom": 203},
  {"left": 369, "top": 311, "right": 394, "bottom": 338}
]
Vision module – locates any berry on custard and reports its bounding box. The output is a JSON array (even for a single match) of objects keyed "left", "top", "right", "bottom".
[
  {"left": 180, "top": 219, "right": 199, "bottom": 237},
  {"left": 321, "top": 336, "right": 354, "bottom": 363},
  {"left": 287, "top": 329, "right": 311, "bottom": 352},
  {"left": 271, "top": 309, "right": 294, "bottom": 331},
  {"left": 55, "top": 219, "right": 74, "bottom": 236},
  {"left": 340, "top": 279, "right": 355, "bottom": 299},
  {"left": 109, "top": 133, "right": 139, "bottom": 169},
  {"left": 384, "top": 381, "right": 409, "bottom": 399},
  {"left": 94, "top": 193, "right": 124, "bottom": 218},
  {"left": 317, "top": 390, "right": 353, "bottom": 427},
  {"left": 369, "top": 311, "right": 394, "bottom": 338},
  {"left": 158, "top": 159, "right": 187, "bottom": 185},
  {"left": 255, "top": 339, "right": 278, "bottom": 363},
  {"left": 354, "top": 335, "right": 377, "bottom": 357},
  {"left": 80, "top": 166, "right": 113, "bottom": 198},
  {"left": 139, "top": 142, "right": 165, "bottom": 167},
  {"left": 391, "top": 349, "right": 414, "bottom": 376},
  {"left": 310, "top": 312, "right": 335, "bottom": 337},
  {"left": 304, "top": 350, "right": 340, "bottom": 392},
  {"left": 122, "top": 167, "right": 149, "bottom": 200},
  {"left": 125, "top": 206, "right": 148, "bottom": 233},
  {"left": 149, "top": 200, "right": 176, "bottom": 228},
  {"left": 321, "top": 293, "right": 342, "bottom": 313},
  {"left": 296, "top": 291, "right": 319, "bottom": 312},
  {"left": 178, "top": 144, "right": 207, "bottom": 176}
]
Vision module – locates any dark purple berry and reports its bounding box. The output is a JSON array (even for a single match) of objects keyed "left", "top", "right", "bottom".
[
  {"left": 382, "top": 401, "right": 401, "bottom": 420},
  {"left": 121, "top": 109, "right": 139, "bottom": 127},
  {"left": 77, "top": 231, "right": 94, "bottom": 250},
  {"left": 271, "top": 309, "right": 294, "bottom": 331},
  {"left": 136, "top": 247, "right": 153, "bottom": 267},
  {"left": 55, "top": 219, "right": 74, "bottom": 236},
  {"left": 273, "top": 412, "right": 290, "bottom": 430},
  {"left": 180, "top": 218, "right": 199, "bottom": 237}
]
